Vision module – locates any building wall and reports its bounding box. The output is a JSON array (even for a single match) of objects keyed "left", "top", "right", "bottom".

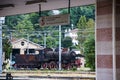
[
  {"left": 12, "top": 40, "right": 40, "bottom": 49},
  {"left": 12, "top": 39, "right": 42, "bottom": 54},
  {"left": 65, "top": 29, "right": 78, "bottom": 45}
]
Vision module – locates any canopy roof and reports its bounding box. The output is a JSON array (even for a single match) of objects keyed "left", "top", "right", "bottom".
[{"left": 0, "top": 0, "right": 95, "bottom": 17}]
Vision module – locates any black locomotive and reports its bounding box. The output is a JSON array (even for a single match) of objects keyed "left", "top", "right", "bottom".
[{"left": 13, "top": 48, "right": 83, "bottom": 70}]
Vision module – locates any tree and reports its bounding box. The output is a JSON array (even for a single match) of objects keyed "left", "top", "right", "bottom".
[
  {"left": 86, "top": 19, "right": 95, "bottom": 30},
  {"left": 79, "top": 5, "right": 95, "bottom": 20},
  {"left": 5, "top": 14, "right": 25, "bottom": 29},
  {"left": 46, "top": 36, "right": 57, "bottom": 48},
  {"left": 3, "top": 38, "right": 12, "bottom": 59},
  {"left": 77, "top": 15, "right": 87, "bottom": 29},
  {"left": 29, "top": 13, "right": 40, "bottom": 30},
  {"left": 15, "top": 15, "right": 34, "bottom": 30},
  {"left": 83, "top": 35, "right": 95, "bottom": 70},
  {"left": 77, "top": 15, "right": 87, "bottom": 54},
  {"left": 77, "top": 15, "right": 95, "bottom": 52},
  {"left": 62, "top": 37, "right": 72, "bottom": 48},
  {"left": 12, "top": 14, "right": 34, "bottom": 38},
  {"left": 70, "top": 5, "right": 95, "bottom": 28},
  {"left": 77, "top": 16, "right": 95, "bottom": 70}
]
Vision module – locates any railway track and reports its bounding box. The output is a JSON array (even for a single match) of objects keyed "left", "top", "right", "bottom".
[{"left": 0, "top": 70, "right": 96, "bottom": 80}]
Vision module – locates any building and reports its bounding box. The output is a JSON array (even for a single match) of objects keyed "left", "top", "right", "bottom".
[
  {"left": 11, "top": 38, "right": 44, "bottom": 55},
  {"left": 65, "top": 29, "right": 78, "bottom": 45}
]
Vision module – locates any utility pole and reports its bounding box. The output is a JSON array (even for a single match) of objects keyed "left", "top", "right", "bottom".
[
  {"left": 10, "top": 32, "right": 12, "bottom": 69},
  {"left": 59, "top": 25, "right": 62, "bottom": 70},
  {"left": 44, "top": 33, "right": 46, "bottom": 48}
]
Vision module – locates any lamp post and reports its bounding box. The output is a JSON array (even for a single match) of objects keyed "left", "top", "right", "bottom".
[{"left": 0, "top": 17, "right": 5, "bottom": 73}]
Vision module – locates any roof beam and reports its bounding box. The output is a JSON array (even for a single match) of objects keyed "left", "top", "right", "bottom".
[
  {"left": 0, "top": 4, "right": 14, "bottom": 9},
  {"left": 25, "top": 0, "right": 47, "bottom": 5},
  {"left": 0, "top": 0, "right": 95, "bottom": 17}
]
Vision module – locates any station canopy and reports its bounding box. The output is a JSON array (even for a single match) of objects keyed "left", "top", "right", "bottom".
[{"left": 0, "top": 0, "right": 95, "bottom": 17}]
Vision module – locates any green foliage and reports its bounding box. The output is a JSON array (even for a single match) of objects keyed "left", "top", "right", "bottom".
[
  {"left": 70, "top": 6, "right": 81, "bottom": 27},
  {"left": 86, "top": 19, "right": 95, "bottom": 30},
  {"left": 77, "top": 15, "right": 87, "bottom": 29},
  {"left": 51, "top": 31, "right": 59, "bottom": 41},
  {"left": 3, "top": 38, "right": 12, "bottom": 59},
  {"left": 5, "top": 4, "right": 95, "bottom": 30},
  {"left": 77, "top": 16, "right": 87, "bottom": 54},
  {"left": 70, "top": 5, "right": 95, "bottom": 28},
  {"left": 84, "top": 35, "right": 95, "bottom": 71},
  {"left": 29, "top": 13, "right": 40, "bottom": 30},
  {"left": 77, "top": 15, "right": 95, "bottom": 53},
  {"left": 15, "top": 15, "right": 34, "bottom": 30},
  {"left": 72, "top": 66, "right": 77, "bottom": 71},
  {"left": 46, "top": 36, "right": 57, "bottom": 48},
  {"left": 77, "top": 16, "right": 95, "bottom": 70},
  {"left": 79, "top": 5, "right": 95, "bottom": 20},
  {"left": 5, "top": 15, "right": 24, "bottom": 29},
  {"left": 62, "top": 37, "right": 72, "bottom": 48}
]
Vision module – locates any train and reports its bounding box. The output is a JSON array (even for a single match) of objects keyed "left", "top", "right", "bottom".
[{"left": 13, "top": 48, "right": 84, "bottom": 70}]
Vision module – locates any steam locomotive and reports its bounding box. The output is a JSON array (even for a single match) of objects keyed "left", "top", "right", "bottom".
[{"left": 13, "top": 48, "right": 83, "bottom": 70}]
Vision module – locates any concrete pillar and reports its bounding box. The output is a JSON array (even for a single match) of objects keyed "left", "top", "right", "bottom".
[
  {"left": 116, "top": 0, "right": 120, "bottom": 80},
  {"left": 96, "top": 0, "right": 114, "bottom": 80},
  {"left": 96, "top": 0, "right": 120, "bottom": 80}
]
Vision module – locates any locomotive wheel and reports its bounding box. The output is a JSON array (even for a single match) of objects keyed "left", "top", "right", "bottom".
[
  {"left": 62, "top": 64, "right": 66, "bottom": 69},
  {"left": 42, "top": 63, "right": 48, "bottom": 69},
  {"left": 67, "top": 64, "right": 73, "bottom": 70},
  {"left": 48, "top": 61, "right": 57, "bottom": 70}
]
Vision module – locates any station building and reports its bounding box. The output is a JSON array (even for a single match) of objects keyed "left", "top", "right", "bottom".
[{"left": 11, "top": 38, "right": 43, "bottom": 55}]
